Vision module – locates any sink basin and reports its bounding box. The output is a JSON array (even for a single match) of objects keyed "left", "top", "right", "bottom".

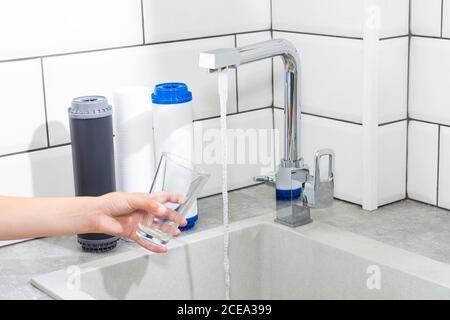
[{"left": 31, "top": 214, "right": 450, "bottom": 299}]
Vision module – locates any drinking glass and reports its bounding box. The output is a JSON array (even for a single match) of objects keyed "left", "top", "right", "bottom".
[{"left": 136, "top": 152, "right": 210, "bottom": 247}]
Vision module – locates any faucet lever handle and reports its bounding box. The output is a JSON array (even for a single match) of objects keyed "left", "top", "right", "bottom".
[{"left": 303, "top": 149, "right": 335, "bottom": 208}]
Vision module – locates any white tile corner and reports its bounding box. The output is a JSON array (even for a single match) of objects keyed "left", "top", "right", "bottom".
[
  {"left": 438, "top": 126, "right": 450, "bottom": 209},
  {"left": 407, "top": 120, "right": 439, "bottom": 205}
]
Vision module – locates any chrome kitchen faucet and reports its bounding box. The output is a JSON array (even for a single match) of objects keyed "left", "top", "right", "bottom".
[{"left": 199, "top": 39, "right": 335, "bottom": 227}]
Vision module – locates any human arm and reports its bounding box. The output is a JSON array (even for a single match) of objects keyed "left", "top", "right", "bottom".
[{"left": 0, "top": 192, "right": 187, "bottom": 253}]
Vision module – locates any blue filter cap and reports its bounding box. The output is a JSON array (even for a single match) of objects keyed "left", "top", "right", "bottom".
[
  {"left": 151, "top": 82, "right": 192, "bottom": 104},
  {"left": 179, "top": 214, "right": 198, "bottom": 231}
]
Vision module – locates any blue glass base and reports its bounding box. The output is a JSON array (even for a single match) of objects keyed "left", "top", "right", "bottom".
[{"left": 276, "top": 188, "right": 302, "bottom": 200}]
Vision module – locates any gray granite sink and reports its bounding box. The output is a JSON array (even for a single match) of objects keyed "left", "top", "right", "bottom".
[
  {"left": 1, "top": 184, "right": 449, "bottom": 299},
  {"left": 31, "top": 214, "right": 450, "bottom": 299}
]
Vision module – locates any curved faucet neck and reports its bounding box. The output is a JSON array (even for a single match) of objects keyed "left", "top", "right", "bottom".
[
  {"left": 238, "top": 39, "right": 299, "bottom": 73},
  {"left": 237, "top": 39, "right": 301, "bottom": 166},
  {"left": 199, "top": 38, "right": 301, "bottom": 166}
]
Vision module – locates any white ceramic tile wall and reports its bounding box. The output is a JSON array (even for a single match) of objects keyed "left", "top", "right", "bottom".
[
  {"left": 236, "top": 32, "right": 273, "bottom": 111},
  {"left": 43, "top": 36, "right": 237, "bottom": 145},
  {"left": 438, "top": 126, "right": 450, "bottom": 209},
  {"left": 411, "top": 0, "right": 442, "bottom": 36},
  {"left": 0, "top": 145, "right": 74, "bottom": 197},
  {"left": 194, "top": 108, "right": 275, "bottom": 197},
  {"left": 298, "top": 114, "right": 364, "bottom": 204},
  {"left": 409, "top": 37, "right": 450, "bottom": 125},
  {"left": 142, "top": 0, "right": 271, "bottom": 43},
  {"left": 407, "top": 1, "right": 450, "bottom": 210},
  {"left": 271, "top": 1, "right": 408, "bottom": 207},
  {"left": 407, "top": 121, "right": 439, "bottom": 205},
  {"left": 272, "top": 0, "right": 409, "bottom": 38},
  {"left": 442, "top": 0, "right": 450, "bottom": 37},
  {"left": 0, "top": 145, "right": 73, "bottom": 247},
  {"left": 378, "top": 121, "right": 407, "bottom": 205},
  {"left": 0, "top": 0, "right": 143, "bottom": 61},
  {"left": 273, "top": 32, "right": 361, "bottom": 123},
  {"left": 274, "top": 110, "right": 406, "bottom": 205},
  {"left": 378, "top": 38, "right": 409, "bottom": 124},
  {"left": 0, "top": 59, "right": 47, "bottom": 155},
  {"left": 0, "top": 0, "right": 274, "bottom": 207},
  {"left": 0, "top": 0, "right": 435, "bottom": 217},
  {"left": 273, "top": 32, "right": 407, "bottom": 124},
  {"left": 409, "top": 0, "right": 450, "bottom": 38}
]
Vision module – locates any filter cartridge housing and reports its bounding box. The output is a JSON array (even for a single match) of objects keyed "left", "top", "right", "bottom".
[
  {"left": 152, "top": 83, "right": 199, "bottom": 231},
  {"left": 68, "top": 96, "right": 119, "bottom": 252}
]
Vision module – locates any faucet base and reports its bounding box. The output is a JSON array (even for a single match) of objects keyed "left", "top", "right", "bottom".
[
  {"left": 274, "top": 199, "right": 313, "bottom": 227},
  {"left": 275, "top": 216, "right": 312, "bottom": 228}
]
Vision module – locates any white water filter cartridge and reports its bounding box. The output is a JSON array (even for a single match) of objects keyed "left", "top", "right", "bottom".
[
  {"left": 113, "top": 87, "right": 155, "bottom": 192},
  {"left": 152, "top": 83, "right": 198, "bottom": 231}
]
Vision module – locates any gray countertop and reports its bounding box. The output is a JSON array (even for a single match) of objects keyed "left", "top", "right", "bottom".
[{"left": 1, "top": 184, "right": 449, "bottom": 299}]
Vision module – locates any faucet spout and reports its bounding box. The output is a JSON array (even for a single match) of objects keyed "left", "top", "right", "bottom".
[
  {"left": 199, "top": 38, "right": 335, "bottom": 229},
  {"left": 199, "top": 39, "right": 301, "bottom": 165}
]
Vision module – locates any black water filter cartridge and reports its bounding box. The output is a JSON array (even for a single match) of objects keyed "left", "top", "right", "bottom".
[{"left": 68, "top": 96, "right": 119, "bottom": 252}]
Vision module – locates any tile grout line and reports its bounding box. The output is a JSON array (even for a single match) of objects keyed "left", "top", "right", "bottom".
[
  {"left": 411, "top": 34, "right": 450, "bottom": 40},
  {"left": 272, "top": 29, "right": 363, "bottom": 40},
  {"left": 378, "top": 118, "right": 408, "bottom": 127},
  {"left": 140, "top": 0, "right": 146, "bottom": 45},
  {"left": 271, "top": 107, "right": 277, "bottom": 171},
  {"left": 437, "top": 1, "right": 444, "bottom": 206},
  {"left": 274, "top": 107, "right": 365, "bottom": 126},
  {"left": 39, "top": 58, "right": 50, "bottom": 148},
  {"left": 0, "top": 29, "right": 272, "bottom": 65},
  {"left": 270, "top": 0, "right": 273, "bottom": 30},
  {"left": 0, "top": 142, "right": 71, "bottom": 159},
  {"left": 0, "top": 107, "right": 275, "bottom": 159},
  {"left": 379, "top": 34, "right": 410, "bottom": 41},
  {"left": 271, "top": 59, "right": 275, "bottom": 108},
  {"left": 409, "top": 118, "right": 450, "bottom": 128},
  {"left": 270, "top": 29, "right": 275, "bottom": 108},
  {"left": 193, "top": 106, "right": 273, "bottom": 122},
  {"left": 270, "top": 0, "right": 276, "bottom": 170},
  {"left": 0, "top": 28, "right": 411, "bottom": 66},
  {"left": 234, "top": 34, "right": 239, "bottom": 113},
  {"left": 275, "top": 106, "right": 408, "bottom": 127},
  {"left": 231, "top": 106, "right": 272, "bottom": 116},
  {"left": 270, "top": 0, "right": 275, "bottom": 108},
  {"left": 273, "top": 29, "right": 408, "bottom": 42},
  {"left": 436, "top": 125, "right": 441, "bottom": 206},
  {"left": 300, "top": 112, "right": 362, "bottom": 126},
  {"left": 441, "top": 0, "right": 445, "bottom": 38},
  {"left": 406, "top": 0, "right": 412, "bottom": 199}
]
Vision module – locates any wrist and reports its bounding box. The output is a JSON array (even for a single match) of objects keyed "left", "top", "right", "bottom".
[{"left": 74, "top": 196, "right": 108, "bottom": 234}]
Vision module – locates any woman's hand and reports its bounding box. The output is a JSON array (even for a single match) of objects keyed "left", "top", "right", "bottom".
[
  {"left": 92, "top": 192, "right": 188, "bottom": 253},
  {"left": 0, "top": 192, "right": 187, "bottom": 253}
]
